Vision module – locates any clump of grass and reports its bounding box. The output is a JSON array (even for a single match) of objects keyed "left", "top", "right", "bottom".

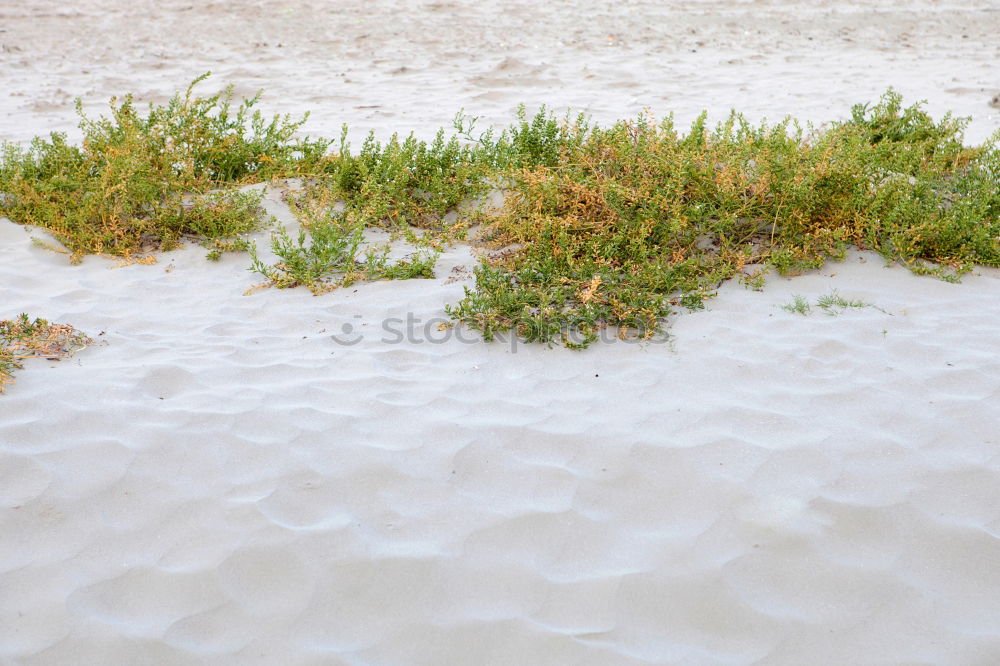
[
  {"left": 815, "top": 290, "right": 873, "bottom": 315},
  {"left": 782, "top": 291, "right": 878, "bottom": 316},
  {"left": 0, "top": 314, "right": 92, "bottom": 393},
  {"left": 204, "top": 237, "right": 253, "bottom": 261},
  {"left": 246, "top": 212, "right": 438, "bottom": 295},
  {"left": 0, "top": 73, "right": 327, "bottom": 261},
  {"left": 447, "top": 91, "right": 999, "bottom": 346},
  {"left": 463, "top": 104, "right": 591, "bottom": 170},
  {"left": 248, "top": 217, "right": 362, "bottom": 293},
  {"left": 782, "top": 295, "right": 813, "bottom": 316}
]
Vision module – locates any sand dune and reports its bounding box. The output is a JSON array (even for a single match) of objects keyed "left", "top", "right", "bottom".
[{"left": 2, "top": 1, "right": 1000, "bottom": 664}]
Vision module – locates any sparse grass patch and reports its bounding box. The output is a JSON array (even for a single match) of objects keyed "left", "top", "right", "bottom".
[
  {"left": 248, "top": 217, "right": 362, "bottom": 293},
  {"left": 246, "top": 214, "right": 439, "bottom": 295},
  {"left": 0, "top": 314, "right": 92, "bottom": 393},
  {"left": 782, "top": 295, "right": 813, "bottom": 316},
  {"left": 782, "top": 291, "right": 881, "bottom": 317},
  {"left": 204, "top": 237, "right": 253, "bottom": 262},
  {"left": 816, "top": 291, "right": 873, "bottom": 315}
]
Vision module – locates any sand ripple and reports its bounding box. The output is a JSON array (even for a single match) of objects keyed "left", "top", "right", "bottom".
[{"left": 2, "top": 0, "right": 1000, "bottom": 659}]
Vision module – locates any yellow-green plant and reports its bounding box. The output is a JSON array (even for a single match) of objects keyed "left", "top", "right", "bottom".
[
  {"left": 447, "top": 92, "right": 999, "bottom": 346},
  {"left": 2, "top": 82, "right": 997, "bottom": 349},
  {"left": 0, "top": 73, "right": 328, "bottom": 260},
  {"left": 247, "top": 211, "right": 438, "bottom": 295}
]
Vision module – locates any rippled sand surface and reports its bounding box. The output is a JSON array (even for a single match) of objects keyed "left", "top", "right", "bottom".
[{"left": 2, "top": 1, "right": 1000, "bottom": 664}]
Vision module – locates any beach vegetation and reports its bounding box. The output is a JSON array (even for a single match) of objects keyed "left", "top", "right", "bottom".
[
  {"left": 246, "top": 213, "right": 438, "bottom": 294},
  {"left": 447, "top": 92, "right": 998, "bottom": 346},
  {"left": 782, "top": 291, "right": 879, "bottom": 316},
  {"left": 782, "top": 295, "right": 813, "bottom": 316},
  {"left": 815, "top": 291, "right": 873, "bottom": 315},
  {"left": 0, "top": 314, "right": 92, "bottom": 393},
  {"left": 1, "top": 82, "right": 996, "bottom": 347},
  {"left": 0, "top": 73, "right": 326, "bottom": 261}
]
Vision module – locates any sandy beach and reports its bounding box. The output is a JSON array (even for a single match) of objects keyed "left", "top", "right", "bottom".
[{"left": 2, "top": 1, "right": 1000, "bottom": 664}]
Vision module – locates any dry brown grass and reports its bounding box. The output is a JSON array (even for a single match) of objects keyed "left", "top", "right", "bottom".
[{"left": 0, "top": 315, "right": 92, "bottom": 393}]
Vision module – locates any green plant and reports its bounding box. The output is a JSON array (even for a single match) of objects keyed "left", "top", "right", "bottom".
[
  {"left": 0, "top": 73, "right": 326, "bottom": 260},
  {"left": 247, "top": 212, "right": 440, "bottom": 295},
  {"left": 447, "top": 93, "right": 998, "bottom": 346},
  {"left": 781, "top": 291, "right": 879, "bottom": 317},
  {"left": 358, "top": 247, "right": 439, "bottom": 282},
  {"left": 815, "top": 290, "right": 873, "bottom": 315},
  {"left": 248, "top": 218, "right": 363, "bottom": 293},
  {"left": 204, "top": 237, "right": 253, "bottom": 261},
  {"left": 782, "top": 295, "right": 813, "bottom": 316},
  {"left": 739, "top": 268, "right": 768, "bottom": 291}
]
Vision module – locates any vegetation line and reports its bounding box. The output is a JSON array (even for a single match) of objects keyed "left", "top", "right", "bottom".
[{"left": 1, "top": 75, "right": 997, "bottom": 348}]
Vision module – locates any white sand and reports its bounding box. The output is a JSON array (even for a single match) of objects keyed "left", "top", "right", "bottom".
[{"left": 2, "top": 1, "right": 1000, "bottom": 664}]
